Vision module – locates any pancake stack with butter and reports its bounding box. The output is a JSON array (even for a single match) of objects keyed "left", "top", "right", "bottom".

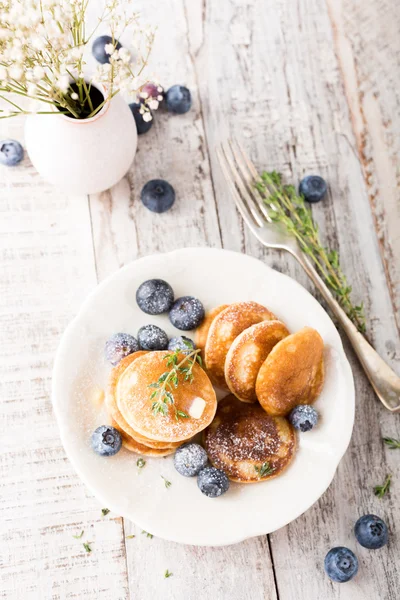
[{"left": 105, "top": 350, "right": 217, "bottom": 455}]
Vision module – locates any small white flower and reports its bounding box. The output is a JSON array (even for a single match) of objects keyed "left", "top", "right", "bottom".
[
  {"left": 9, "top": 65, "right": 24, "bottom": 81},
  {"left": 0, "top": 66, "right": 8, "bottom": 81},
  {"left": 148, "top": 99, "right": 159, "bottom": 110},
  {"left": 104, "top": 43, "right": 115, "bottom": 55},
  {"left": 70, "top": 46, "right": 84, "bottom": 60},
  {"left": 27, "top": 83, "right": 37, "bottom": 96},
  {"left": 142, "top": 111, "right": 152, "bottom": 122},
  {"left": 118, "top": 47, "right": 131, "bottom": 64},
  {"left": 157, "top": 94, "right": 163, "bottom": 101},
  {"left": 56, "top": 75, "right": 70, "bottom": 93},
  {"left": 140, "top": 91, "right": 148, "bottom": 99},
  {"left": 71, "top": 92, "right": 79, "bottom": 100},
  {"left": 33, "top": 66, "right": 45, "bottom": 80}
]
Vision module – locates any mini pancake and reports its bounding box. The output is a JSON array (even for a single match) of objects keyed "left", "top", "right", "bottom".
[
  {"left": 106, "top": 352, "right": 180, "bottom": 450},
  {"left": 117, "top": 351, "right": 217, "bottom": 442},
  {"left": 225, "top": 320, "right": 290, "bottom": 403},
  {"left": 256, "top": 327, "right": 324, "bottom": 416},
  {"left": 110, "top": 418, "right": 176, "bottom": 457},
  {"left": 204, "top": 302, "right": 277, "bottom": 388},
  {"left": 203, "top": 395, "right": 296, "bottom": 483},
  {"left": 195, "top": 304, "right": 229, "bottom": 357}
]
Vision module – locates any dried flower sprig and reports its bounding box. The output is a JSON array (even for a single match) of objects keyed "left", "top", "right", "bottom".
[
  {"left": 374, "top": 474, "right": 391, "bottom": 499},
  {"left": 256, "top": 172, "right": 366, "bottom": 333},
  {"left": 0, "top": 0, "right": 156, "bottom": 120},
  {"left": 149, "top": 346, "right": 202, "bottom": 419}
]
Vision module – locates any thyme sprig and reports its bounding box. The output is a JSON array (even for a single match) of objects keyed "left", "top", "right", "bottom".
[
  {"left": 254, "top": 462, "right": 275, "bottom": 478},
  {"left": 374, "top": 474, "right": 391, "bottom": 498},
  {"left": 149, "top": 346, "right": 202, "bottom": 419},
  {"left": 256, "top": 171, "right": 366, "bottom": 333},
  {"left": 383, "top": 437, "right": 400, "bottom": 449}
]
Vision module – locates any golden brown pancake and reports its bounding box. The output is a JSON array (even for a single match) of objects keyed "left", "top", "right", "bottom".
[
  {"left": 110, "top": 418, "right": 176, "bottom": 456},
  {"left": 256, "top": 327, "right": 324, "bottom": 416},
  {"left": 117, "top": 351, "right": 217, "bottom": 442},
  {"left": 203, "top": 395, "right": 296, "bottom": 483},
  {"left": 195, "top": 305, "right": 229, "bottom": 357},
  {"left": 106, "top": 352, "right": 180, "bottom": 450},
  {"left": 225, "top": 320, "right": 290, "bottom": 403},
  {"left": 204, "top": 302, "right": 277, "bottom": 388}
]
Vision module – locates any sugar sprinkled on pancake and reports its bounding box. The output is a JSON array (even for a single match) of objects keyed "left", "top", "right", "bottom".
[
  {"left": 204, "top": 395, "right": 296, "bottom": 483},
  {"left": 195, "top": 305, "right": 229, "bottom": 357},
  {"left": 110, "top": 418, "right": 176, "bottom": 456},
  {"left": 225, "top": 320, "right": 290, "bottom": 403},
  {"left": 256, "top": 327, "right": 324, "bottom": 416}
]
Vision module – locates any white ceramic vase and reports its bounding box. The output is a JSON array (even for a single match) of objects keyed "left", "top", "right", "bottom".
[{"left": 25, "top": 92, "right": 137, "bottom": 195}]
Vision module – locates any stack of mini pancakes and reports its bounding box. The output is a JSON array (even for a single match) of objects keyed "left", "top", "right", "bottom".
[
  {"left": 196, "top": 301, "right": 325, "bottom": 483},
  {"left": 105, "top": 350, "right": 217, "bottom": 456}
]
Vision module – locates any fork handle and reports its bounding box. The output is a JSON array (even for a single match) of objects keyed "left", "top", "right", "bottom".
[{"left": 292, "top": 251, "right": 400, "bottom": 412}]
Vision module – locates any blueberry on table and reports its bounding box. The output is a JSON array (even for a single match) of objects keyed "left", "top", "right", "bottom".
[
  {"left": 129, "top": 103, "right": 153, "bottom": 135},
  {"left": 288, "top": 405, "right": 318, "bottom": 432},
  {"left": 105, "top": 332, "right": 139, "bottom": 365},
  {"left": 324, "top": 547, "right": 358, "bottom": 583},
  {"left": 91, "top": 425, "right": 122, "bottom": 456},
  {"left": 299, "top": 175, "right": 327, "bottom": 203},
  {"left": 165, "top": 85, "right": 192, "bottom": 114},
  {"left": 137, "top": 324, "right": 169, "bottom": 350},
  {"left": 169, "top": 296, "right": 205, "bottom": 331},
  {"left": 174, "top": 443, "right": 208, "bottom": 477},
  {"left": 0, "top": 140, "right": 23, "bottom": 166},
  {"left": 354, "top": 515, "right": 388, "bottom": 549},
  {"left": 136, "top": 279, "right": 174, "bottom": 315},
  {"left": 197, "top": 466, "right": 230, "bottom": 498},
  {"left": 92, "top": 35, "right": 121, "bottom": 64},
  {"left": 168, "top": 336, "right": 196, "bottom": 354},
  {"left": 141, "top": 179, "right": 175, "bottom": 213}
]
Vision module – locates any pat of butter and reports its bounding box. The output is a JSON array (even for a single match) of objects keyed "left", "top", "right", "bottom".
[{"left": 188, "top": 396, "right": 206, "bottom": 419}]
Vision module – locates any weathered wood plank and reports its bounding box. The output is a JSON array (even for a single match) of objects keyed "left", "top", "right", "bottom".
[
  {"left": 185, "top": 0, "right": 400, "bottom": 599},
  {"left": 0, "top": 117, "right": 129, "bottom": 599}
]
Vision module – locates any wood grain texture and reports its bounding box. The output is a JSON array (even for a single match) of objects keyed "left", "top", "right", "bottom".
[{"left": 1, "top": 0, "right": 400, "bottom": 598}]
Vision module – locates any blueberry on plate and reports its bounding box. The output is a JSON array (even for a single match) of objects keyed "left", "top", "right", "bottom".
[
  {"left": 288, "top": 405, "right": 318, "bottom": 432},
  {"left": 168, "top": 336, "right": 196, "bottom": 354},
  {"left": 92, "top": 35, "right": 121, "bottom": 64},
  {"left": 299, "top": 175, "right": 327, "bottom": 203},
  {"left": 174, "top": 443, "right": 208, "bottom": 477},
  {"left": 136, "top": 279, "right": 174, "bottom": 315},
  {"left": 169, "top": 296, "right": 205, "bottom": 331},
  {"left": 91, "top": 425, "right": 122, "bottom": 456},
  {"left": 165, "top": 85, "right": 192, "bottom": 114},
  {"left": 324, "top": 547, "right": 358, "bottom": 583},
  {"left": 105, "top": 332, "right": 140, "bottom": 365},
  {"left": 354, "top": 514, "right": 388, "bottom": 549},
  {"left": 197, "top": 466, "right": 230, "bottom": 498},
  {"left": 129, "top": 103, "right": 153, "bottom": 135},
  {"left": 138, "top": 324, "right": 169, "bottom": 350},
  {"left": 141, "top": 179, "right": 175, "bottom": 213},
  {"left": 0, "top": 140, "right": 24, "bottom": 166}
]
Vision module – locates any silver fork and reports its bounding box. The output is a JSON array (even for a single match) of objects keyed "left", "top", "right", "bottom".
[{"left": 217, "top": 139, "right": 400, "bottom": 412}]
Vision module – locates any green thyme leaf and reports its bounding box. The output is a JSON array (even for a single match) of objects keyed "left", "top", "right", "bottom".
[
  {"left": 126, "top": 534, "right": 135, "bottom": 539},
  {"left": 383, "top": 437, "right": 400, "bottom": 449},
  {"left": 83, "top": 542, "right": 92, "bottom": 553},
  {"left": 101, "top": 508, "right": 110, "bottom": 516},
  {"left": 72, "top": 530, "right": 84, "bottom": 539},
  {"left": 374, "top": 474, "right": 391, "bottom": 498},
  {"left": 254, "top": 462, "right": 275, "bottom": 478},
  {"left": 137, "top": 458, "right": 146, "bottom": 469},
  {"left": 161, "top": 476, "right": 172, "bottom": 489},
  {"left": 176, "top": 410, "right": 189, "bottom": 419},
  {"left": 164, "top": 569, "right": 173, "bottom": 578},
  {"left": 141, "top": 530, "right": 153, "bottom": 539}
]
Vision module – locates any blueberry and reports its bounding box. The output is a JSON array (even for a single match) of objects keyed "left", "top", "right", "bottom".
[
  {"left": 288, "top": 405, "right": 318, "bottom": 432},
  {"left": 174, "top": 443, "right": 208, "bottom": 477},
  {"left": 137, "top": 324, "right": 169, "bottom": 350},
  {"left": 92, "top": 35, "right": 121, "bottom": 64},
  {"left": 355, "top": 514, "right": 388, "bottom": 549},
  {"left": 141, "top": 179, "right": 175, "bottom": 213},
  {"left": 105, "top": 332, "right": 139, "bottom": 366},
  {"left": 168, "top": 336, "right": 196, "bottom": 354},
  {"left": 299, "top": 175, "right": 327, "bottom": 203},
  {"left": 169, "top": 296, "right": 205, "bottom": 331},
  {"left": 91, "top": 425, "right": 122, "bottom": 456},
  {"left": 129, "top": 103, "right": 153, "bottom": 135},
  {"left": 136, "top": 279, "right": 174, "bottom": 315},
  {"left": 324, "top": 547, "right": 358, "bottom": 583},
  {"left": 197, "top": 466, "right": 230, "bottom": 498},
  {"left": 165, "top": 85, "right": 192, "bottom": 114},
  {"left": 0, "top": 140, "right": 23, "bottom": 166}
]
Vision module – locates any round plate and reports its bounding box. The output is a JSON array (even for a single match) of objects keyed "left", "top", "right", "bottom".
[{"left": 52, "top": 248, "right": 354, "bottom": 546}]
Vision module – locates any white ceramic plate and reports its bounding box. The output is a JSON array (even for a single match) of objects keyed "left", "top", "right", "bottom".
[{"left": 53, "top": 248, "right": 355, "bottom": 546}]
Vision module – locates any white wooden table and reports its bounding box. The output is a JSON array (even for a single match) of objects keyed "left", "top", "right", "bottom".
[{"left": 1, "top": 1, "right": 399, "bottom": 598}]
